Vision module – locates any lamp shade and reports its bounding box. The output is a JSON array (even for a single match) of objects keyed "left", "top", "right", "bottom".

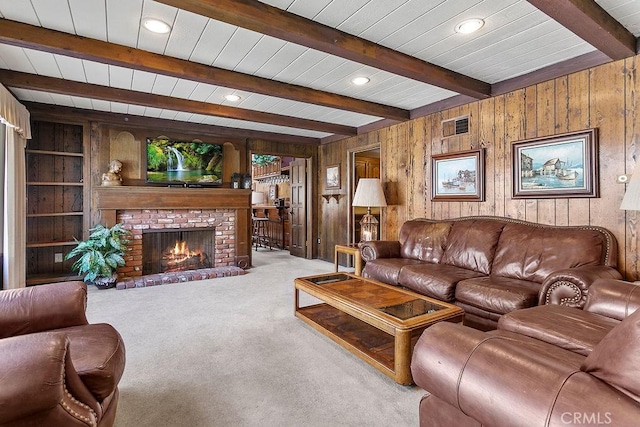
[
  {"left": 621, "top": 171, "right": 640, "bottom": 210},
  {"left": 251, "top": 191, "right": 266, "bottom": 205},
  {"left": 352, "top": 178, "right": 387, "bottom": 207}
]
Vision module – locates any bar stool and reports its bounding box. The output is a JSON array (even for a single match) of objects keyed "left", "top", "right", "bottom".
[{"left": 252, "top": 216, "right": 271, "bottom": 250}]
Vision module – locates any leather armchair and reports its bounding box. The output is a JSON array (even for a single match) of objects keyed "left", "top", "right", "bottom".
[
  {"left": 412, "top": 320, "right": 640, "bottom": 426},
  {"left": 0, "top": 281, "right": 125, "bottom": 426},
  {"left": 411, "top": 287, "right": 640, "bottom": 427}
]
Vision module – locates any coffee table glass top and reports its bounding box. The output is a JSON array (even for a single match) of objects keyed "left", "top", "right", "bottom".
[
  {"left": 379, "top": 299, "right": 443, "bottom": 320},
  {"left": 306, "top": 273, "right": 352, "bottom": 285},
  {"left": 297, "top": 273, "right": 449, "bottom": 320}
]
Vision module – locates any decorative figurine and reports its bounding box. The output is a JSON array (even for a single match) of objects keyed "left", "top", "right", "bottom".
[{"left": 102, "top": 160, "right": 123, "bottom": 186}]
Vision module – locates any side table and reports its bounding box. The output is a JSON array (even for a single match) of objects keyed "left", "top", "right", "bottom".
[{"left": 334, "top": 244, "right": 362, "bottom": 276}]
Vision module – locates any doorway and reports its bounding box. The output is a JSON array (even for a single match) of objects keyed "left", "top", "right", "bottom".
[
  {"left": 250, "top": 153, "right": 312, "bottom": 259},
  {"left": 348, "top": 147, "right": 381, "bottom": 244}
]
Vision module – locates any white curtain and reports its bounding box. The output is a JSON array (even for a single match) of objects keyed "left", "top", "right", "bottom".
[{"left": 0, "top": 84, "right": 30, "bottom": 290}]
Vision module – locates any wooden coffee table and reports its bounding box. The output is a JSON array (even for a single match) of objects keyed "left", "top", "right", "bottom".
[{"left": 294, "top": 272, "right": 464, "bottom": 385}]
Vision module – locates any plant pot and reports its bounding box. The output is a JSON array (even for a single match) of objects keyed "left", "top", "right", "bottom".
[{"left": 90, "top": 275, "right": 118, "bottom": 290}]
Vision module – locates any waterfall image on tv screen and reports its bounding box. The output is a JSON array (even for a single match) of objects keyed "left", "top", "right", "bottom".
[{"left": 146, "top": 138, "right": 223, "bottom": 186}]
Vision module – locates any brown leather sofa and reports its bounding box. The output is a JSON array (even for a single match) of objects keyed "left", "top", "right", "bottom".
[
  {"left": 410, "top": 278, "right": 640, "bottom": 426},
  {"left": 360, "top": 216, "right": 621, "bottom": 330},
  {"left": 0, "top": 281, "right": 125, "bottom": 426}
]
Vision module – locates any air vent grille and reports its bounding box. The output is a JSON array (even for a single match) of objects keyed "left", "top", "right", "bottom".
[{"left": 442, "top": 116, "right": 469, "bottom": 138}]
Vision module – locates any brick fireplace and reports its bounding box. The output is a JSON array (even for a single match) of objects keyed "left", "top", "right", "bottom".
[
  {"left": 95, "top": 187, "right": 253, "bottom": 281},
  {"left": 117, "top": 209, "right": 235, "bottom": 277}
]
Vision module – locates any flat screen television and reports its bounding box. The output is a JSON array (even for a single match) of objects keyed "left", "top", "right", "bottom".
[{"left": 146, "top": 137, "right": 223, "bottom": 186}]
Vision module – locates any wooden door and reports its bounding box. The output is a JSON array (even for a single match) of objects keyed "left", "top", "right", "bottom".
[{"left": 289, "top": 158, "right": 307, "bottom": 258}]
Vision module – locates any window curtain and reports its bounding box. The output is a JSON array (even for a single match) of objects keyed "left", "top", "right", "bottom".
[{"left": 0, "top": 84, "right": 30, "bottom": 290}]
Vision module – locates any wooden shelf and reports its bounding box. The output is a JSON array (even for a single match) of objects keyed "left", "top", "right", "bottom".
[
  {"left": 322, "top": 194, "right": 342, "bottom": 203},
  {"left": 27, "top": 241, "right": 77, "bottom": 248},
  {"left": 27, "top": 182, "right": 84, "bottom": 186},
  {"left": 26, "top": 149, "right": 83, "bottom": 157},
  {"left": 27, "top": 212, "right": 83, "bottom": 218},
  {"left": 26, "top": 273, "right": 82, "bottom": 286}
]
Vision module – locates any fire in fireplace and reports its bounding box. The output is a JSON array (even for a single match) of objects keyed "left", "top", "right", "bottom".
[
  {"left": 163, "top": 240, "right": 211, "bottom": 272},
  {"left": 143, "top": 228, "right": 215, "bottom": 275}
]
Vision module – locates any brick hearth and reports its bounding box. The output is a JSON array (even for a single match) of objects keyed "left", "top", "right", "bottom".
[
  {"left": 117, "top": 209, "right": 236, "bottom": 278},
  {"left": 116, "top": 266, "right": 246, "bottom": 290}
]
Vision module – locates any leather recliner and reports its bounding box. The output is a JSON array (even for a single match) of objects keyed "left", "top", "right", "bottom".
[
  {"left": 410, "top": 279, "right": 640, "bottom": 426},
  {"left": 0, "top": 281, "right": 125, "bottom": 426}
]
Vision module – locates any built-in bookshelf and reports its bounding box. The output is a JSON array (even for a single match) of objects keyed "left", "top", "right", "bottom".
[{"left": 26, "top": 121, "right": 86, "bottom": 285}]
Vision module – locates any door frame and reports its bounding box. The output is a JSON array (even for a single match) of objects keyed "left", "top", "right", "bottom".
[
  {"left": 347, "top": 144, "right": 381, "bottom": 245},
  {"left": 249, "top": 150, "right": 314, "bottom": 259}
]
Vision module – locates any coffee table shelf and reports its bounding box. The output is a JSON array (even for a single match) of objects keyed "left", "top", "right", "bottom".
[
  {"left": 294, "top": 272, "right": 464, "bottom": 385},
  {"left": 297, "top": 303, "right": 398, "bottom": 373}
]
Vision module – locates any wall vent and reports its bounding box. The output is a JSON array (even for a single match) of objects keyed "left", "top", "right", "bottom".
[{"left": 442, "top": 116, "right": 469, "bottom": 138}]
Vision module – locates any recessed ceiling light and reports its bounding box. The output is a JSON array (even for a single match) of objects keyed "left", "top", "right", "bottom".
[
  {"left": 455, "top": 18, "right": 484, "bottom": 35},
  {"left": 142, "top": 18, "right": 172, "bottom": 34},
  {"left": 351, "top": 76, "right": 370, "bottom": 86},
  {"left": 224, "top": 94, "right": 241, "bottom": 102}
]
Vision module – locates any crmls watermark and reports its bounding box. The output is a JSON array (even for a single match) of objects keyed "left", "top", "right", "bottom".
[{"left": 561, "top": 412, "right": 613, "bottom": 425}]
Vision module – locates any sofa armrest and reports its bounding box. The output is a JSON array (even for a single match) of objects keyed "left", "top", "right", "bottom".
[
  {"left": 359, "top": 240, "right": 401, "bottom": 262},
  {"left": 583, "top": 278, "right": 640, "bottom": 320},
  {"left": 0, "top": 281, "right": 88, "bottom": 339},
  {"left": 411, "top": 322, "right": 640, "bottom": 426},
  {"left": 538, "top": 266, "right": 623, "bottom": 308},
  {"left": 0, "top": 333, "right": 99, "bottom": 426}
]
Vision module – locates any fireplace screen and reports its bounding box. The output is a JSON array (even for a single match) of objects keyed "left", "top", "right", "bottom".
[{"left": 142, "top": 228, "right": 215, "bottom": 275}]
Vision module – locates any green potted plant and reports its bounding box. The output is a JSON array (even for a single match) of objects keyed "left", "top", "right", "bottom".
[{"left": 65, "top": 223, "right": 131, "bottom": 289}]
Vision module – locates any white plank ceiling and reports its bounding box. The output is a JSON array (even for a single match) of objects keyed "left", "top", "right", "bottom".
[{"left": 0, "top": 0, "right": 639, "bottom": 142}]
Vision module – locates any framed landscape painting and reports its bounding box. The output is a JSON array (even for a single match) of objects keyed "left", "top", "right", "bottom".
[
  {"left": 431, "top": 149, "right": 484, "bottom": 201},
  {"left": 512, "top": 129, "right": 598, "bottom": 198},
  {"left": 325, "top": 164, "right": 340, "bottom": 190}
]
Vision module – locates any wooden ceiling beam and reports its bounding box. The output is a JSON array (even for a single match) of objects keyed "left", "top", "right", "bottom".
[
  {"left": 0, "top": 18, "right": 408, "bottom": 122},
  {"left": 155, "top": 0, "right": 491, "bottom": 99},
  {"left": 0, "top": 70, "right": 356, "bottom": 136},
  {"left": 527, "top": 0, "right": 637, "bottom": 60},
  {"left": 24, "top": 102, "right": 320, "bottom": 145}
]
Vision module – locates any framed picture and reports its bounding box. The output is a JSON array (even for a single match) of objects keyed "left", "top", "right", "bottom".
[
  {"left": 326, "top": 164, "right": 340, "bottom": 190},
  {"left": 512, "top": 129, "right": 598, "bottom": 199},
  {"left": 431, "top": 149, "right": 484, "bottom": 201},
  {"left": 268, "top": 184, "right": 278, "bottom": 201}
]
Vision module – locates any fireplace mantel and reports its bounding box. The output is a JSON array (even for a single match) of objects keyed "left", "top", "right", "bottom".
[{"left": 95, "top": 186, "right": 251, "bottom": 210}]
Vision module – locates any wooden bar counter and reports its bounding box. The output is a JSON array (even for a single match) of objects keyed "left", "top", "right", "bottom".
[{"left": 252, "top": 205, "right": 290, "bottom": 250}]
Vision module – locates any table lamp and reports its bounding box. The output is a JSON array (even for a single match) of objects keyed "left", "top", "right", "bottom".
[
  {"left": 251, "top": 191, "right": 266, "bottom": 205},
  {"left": 352, "top": 178, "right": 387, "bottom": 242},
  {"left": 621, "top": 170, "right": 640, "bottom": 210}
]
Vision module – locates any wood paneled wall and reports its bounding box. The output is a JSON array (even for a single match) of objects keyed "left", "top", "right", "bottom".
[{"left": 320, "top": 55, "right": 640, "bottom": 280}]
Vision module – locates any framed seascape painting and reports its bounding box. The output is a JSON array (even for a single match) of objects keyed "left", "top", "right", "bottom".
[
  {"left": 431, "top": 149, "right": 484, "bottom": 201},
  {"left": 512, "top": 129, "right": 598, "bottom": 199},
  {"left": 326, "top": 164, "right": 340, "bottom": 190}
]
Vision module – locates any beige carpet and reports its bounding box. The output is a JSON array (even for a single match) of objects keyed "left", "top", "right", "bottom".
[{"left": 86, "top": 249, "right": 423, "bottom": 426}]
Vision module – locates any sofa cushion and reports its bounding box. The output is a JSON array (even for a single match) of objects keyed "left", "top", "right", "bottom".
[
  {"left": 491, "top": 223, "right": 606, "bottom": 283},
  {"left": 398, "top": 220, "right": 453, "bottom": 262},
  {"left": 398, "top": 263, "right": 485, "bottom": 302},
  {"left": 362, "top": 258, "right": 424, "bottom": 286},
  {"left": 440, "top": 219, "right": 505, "bottom": 274},
  {"left": 63, "top": 323, "right": 126, "bottom": 401},
  {"left": 581, "top": 308, "right": 640, "bottom": 403},
  {"left": 498, "top": 304, "right": 619, "bottom": 356},
  {"left": 455, "top": 276, "right": 540, "bottom": 315}
]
